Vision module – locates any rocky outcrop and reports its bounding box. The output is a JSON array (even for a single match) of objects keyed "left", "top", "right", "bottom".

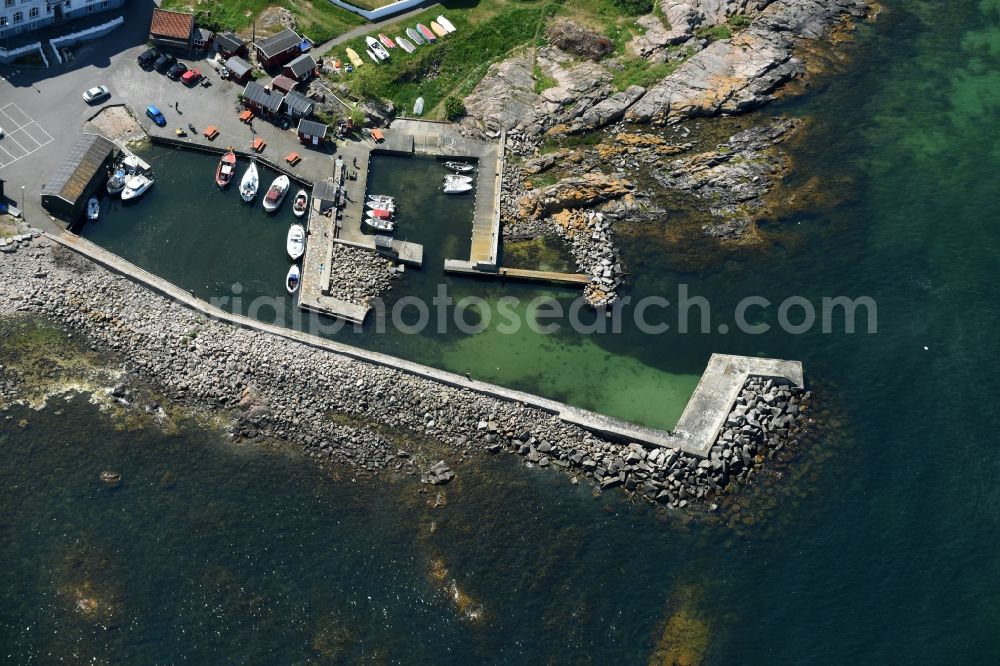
[
  {"left": 568, "top": 85, "right": 647, "bottom": 134},
  {"left": 460, "top": 55, "right": 543, "bottom": 138},
  {"left": 627, "top": 0, "right": 868, "bottom": 123},
  {"left": 546, "top": 19, "right": 614, "bottom": 60},
  {"left": 652, "top": 117, "right": 801, "bottom": 237},
  {"left": 517, "top": 173, "right": 634, "bottom": 219}
]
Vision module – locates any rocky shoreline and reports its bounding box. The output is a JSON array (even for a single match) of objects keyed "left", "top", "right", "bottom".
[{"left": 0, "top": 235, "right": 812, "bottom": 510}]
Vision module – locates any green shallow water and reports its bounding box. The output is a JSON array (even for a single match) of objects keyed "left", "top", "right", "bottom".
[{"left": 6, "top": 0, "right": 1000, "bottom": 661}]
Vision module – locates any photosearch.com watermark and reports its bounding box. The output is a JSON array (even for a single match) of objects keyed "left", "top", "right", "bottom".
[{"left": 210, "top": 284, "right": 878, "bottom": 337}]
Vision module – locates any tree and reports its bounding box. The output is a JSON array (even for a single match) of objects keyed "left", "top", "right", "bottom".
[{"left": 444, "top": 96, "right": 466, "bottom": 121}]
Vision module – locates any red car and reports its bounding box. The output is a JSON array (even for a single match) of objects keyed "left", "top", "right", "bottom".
[{"left": 181, "top": 68, "right": 202, "bottom": 85}]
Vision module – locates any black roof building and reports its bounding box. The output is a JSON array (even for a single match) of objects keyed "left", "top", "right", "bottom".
[
  {"left": 41, "top": 134, "right": 118, "bottom": 222},
  {"left": 226, "top": 55, "right": 253, "bottom": 80},
  {"left": 242, "top": 81, "right": 284, "bottom": 114},
  {"left": 297, "top": 119, "right": 328, "bottom": 139},
  {"left": 214, "top": 31, "right": 246, "bottom": 55},
  {"left": 282, "top": 91, "right": 314, "bottom": 119},
  {"left": 283, "top": 53, "right": 317, "bottom": 81},
  {"left": 254, "top": 28, "right": 301, "bottom": 67}
]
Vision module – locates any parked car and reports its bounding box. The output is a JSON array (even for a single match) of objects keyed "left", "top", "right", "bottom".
[
  {"left": 154, "top": 54, "right": 176, "bottom": 74},
  {"left": 167, "top": 62, "right": 187, "bottom": 80},
  {"left": 181, "top": 68, "right": 202, "bottom": 85},
  {"left": 82, "top": 86, "right": 110, "bottom": 103},
  {"left": 146, "top": 105, "right": 166, "bottom": 127},
  {"left": 137, "top": 47, "right": 159, "bottom": 68}
]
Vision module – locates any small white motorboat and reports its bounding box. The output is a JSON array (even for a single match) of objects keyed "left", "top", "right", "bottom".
[
  {"left": 365, "top": 36, "right": 390, "bottom": 61},
  {"left": 364, "top": 216, "right": 395, "bottom": 232},
  {"left": 292, "top": 189, "right": 308, "bottom": 218},
  {"left": 86, "top": 196, "right": 100, "bottom": 220},
  {"left": 444, "top": 174, "right": 473, "bottom": 184},
  {"left": 121, "top": 174, "right": 154, "bottom": 201},
  {"left": 366, "top": 208, "right": 393, "bottom": 221},
  {"left": 444, "top": 161, "right": 475, "bottom": 173},
  {"left": 443, "top": 181, "right": 473, "bottom": 194},
  {"left": 367, "top": 195, "right": 394, "bottom": 206},
  {"left": 263, "top": 174, "right": 290, "bottom": 212},
  {"left": 397, "top": 37, "right": 415, "bottom": 53},
  {"left": 286, "top": 264, "right": 300, "bottom": 294},
  {"left": 367, "top": 201, "right": 395, "bottom": 213},
  {"left": 413, "top": 97, "right": 424, "bottom": 116},
  {"left": 240, "top": 161, "right": 259, "bottom": 202},
  {"left": 437, "top": 15, "right": 457, "bottom": 33},
  {"left": 406, "top": 27, "right": 425, "bottom": 45},
  {"left": 287, "top": 224, "right": 305, "bottom": 260},
  {"left": 106, "top": 166, "right": 127, "bottom": 195}
]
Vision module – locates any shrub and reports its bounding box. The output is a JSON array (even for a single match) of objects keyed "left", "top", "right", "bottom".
[
  {"left": 444, "top": 96, "right": 466, "bottom": 121},
  {"left": 611, "top": 0, "right": 654, "bottom": 16}
]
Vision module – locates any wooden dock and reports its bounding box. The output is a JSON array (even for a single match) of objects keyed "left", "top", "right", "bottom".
[{"left": 443, "top": 261, "right": 590, "bottom": 286}]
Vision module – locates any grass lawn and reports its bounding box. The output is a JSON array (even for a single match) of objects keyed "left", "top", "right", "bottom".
[{"left": 160, "top": 0, "right": 364, "bottom": 43}]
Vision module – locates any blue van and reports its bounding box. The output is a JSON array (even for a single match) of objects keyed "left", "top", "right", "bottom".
[{"left": 146, "top": 105, "right": 166, "bottom": 127}]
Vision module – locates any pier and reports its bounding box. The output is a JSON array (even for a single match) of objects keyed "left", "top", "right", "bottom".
[{"left": 46, "top": 232, "right": 803, "bottom": 457}]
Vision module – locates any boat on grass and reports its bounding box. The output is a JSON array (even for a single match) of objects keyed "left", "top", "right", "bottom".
[
  {"left": 286, "top": 264, "right": 300, "bottom": 294},
  {"left": 240, "top": 161, "right": 259, "bottom": 202},
  {"left": 366, "top": 49, "right": 380, "bottom": 64},
  {"left": 287, "top": 224, "right": 305, "bottom": 260},
  {"left": 397, "top": 37, "right": 415, "bottom": 53},
  {"left": 443, "top": 181, "right": 473, "bottom": 194},
  {"left": 407, "top": 27, "right": 425, "bottom": 45},
  {"left": 444, "top": 161, "right": 475, "bottom": 173},
  {"left": 417, "top": 24, "right": 436, "bottom": 42},
  {"left": 379, "top": 33, "right": 396, "bottom": 49},
  {"left": 293, "top": 189, "right": 308, "bottom": 217},
  {"left": 431, "top": 21, "right": 448, "bottom": 38},
  {"left": 413, "top": 97, "right": 424, "bottom": 116},
  {"left": 121, "top": 174, "right": 154, "bottom": 201},
  {"left": 86, "top": 196, "right": 99, "bottom": 220},
  {"left": 216, "top": 150, "right": 236, "bottom": 188},
  {"left": 366, "top": 36, "right": 390, "bottom": 61},
  {"left": 263, "top": 175, "right": 290, "bottom": 212},
  {"left": 345, "top": 48, "right": 364, "bottom": 68},
  {"left": 437, "top": 15, "right": 456, "bottom": 33}
]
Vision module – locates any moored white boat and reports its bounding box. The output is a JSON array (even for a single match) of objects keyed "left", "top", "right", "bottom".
[
  {"left": 286, "top": 264, "right": 300, "bottom": 294},
  {"left": 364, "top": 216, "right": 395, "bottom": 232},
  {"left": 444, "top": 161, "right": 475, "bottom": 173},
  {"left": 442, "top": 181, "right": 473, "bottom": 194},
  {"left": 287, "top": 224, "right": 305, "bottom": 260},
  {"left": 292, "top": 189, "right": 308, "bottom": 217},
  {"left": 263, "top": 174, "right": 290, "bottom": 212},
  {"left": 437, "top": 15, "right": 456, "bottom": 33},
  {"left": 240, "top": 161, "right": 259, "bottom": 202},
  {"left": 444, "top": 174, "right": 473, "bottom": 184},
  {"left": 366, "top": 200, "right": 395, "bottom": 213},
  {"left": 121, "top": 174, "right": 154, "bottom": 201},
  {"left": 367, "top": 194, "right": 394, "bottom": 206},
  {"left": 366, "top": 208, "right": 392, "bottom": 221},
  {"left": 106, "top": 166, "right": 127, "bottom": 195},
  {"left": 86, "top": 196, "right": 100, "bottom": 220}
]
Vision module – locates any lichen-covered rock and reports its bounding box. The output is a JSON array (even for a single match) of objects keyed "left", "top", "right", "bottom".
[{"left": 517, "top": 173, "right": 634, "bottom": 220}]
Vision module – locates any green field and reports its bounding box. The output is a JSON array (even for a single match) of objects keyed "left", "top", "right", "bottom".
[{"left": 160, "top": 0, "right": 364, "bottom": 44}]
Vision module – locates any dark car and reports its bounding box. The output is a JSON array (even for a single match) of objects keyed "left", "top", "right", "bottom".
[
  {"left": 154, "top": 54, "right": 176, "bottom": 74},
  {"left": 167, "top": 62, "right": 188, "bottom": 80},
  {"left": 137, "top": 47, "right": 159, "bottom": 68}
]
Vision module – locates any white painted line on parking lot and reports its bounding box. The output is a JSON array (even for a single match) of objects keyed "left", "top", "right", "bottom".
[
  {"left": 0, "top": 102, "right": 55, "bottom": 170},
  {"left": 0, "top": 103, "right": 32, "bottom": 128}
]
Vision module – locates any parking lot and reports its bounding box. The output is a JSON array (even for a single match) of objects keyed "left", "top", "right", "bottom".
[{"left": 0, "top": 103, "right": 55, "bottom": 169}]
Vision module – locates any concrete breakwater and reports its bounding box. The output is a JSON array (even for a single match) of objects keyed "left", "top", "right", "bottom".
[{"left": 0, "top": 233, "right": 811, "bottom": 508}]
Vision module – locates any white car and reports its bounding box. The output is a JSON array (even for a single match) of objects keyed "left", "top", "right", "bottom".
[{"left": 82, "top": 85, "right": 110, "bottom": 103}]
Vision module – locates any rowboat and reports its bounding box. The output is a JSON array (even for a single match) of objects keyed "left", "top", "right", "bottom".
[
  {"left": 437, "top": 15, "right": 456, "bottom": 33},
  {"left": 345, "top": 48, "right": 364, "bottom": 68},
  {"left": 364, "top": 216, "right": 395, "bottom": 232},
  {"left": 379, "top": 33, "right": 396, "bottom": 49},
  {"left": 397, "top": 37, "right": 415, "bottom": 53},
  {"left": 444, "top": 161, "right": 475, "bottom": 173},
  {"left": 366, "top": 48, "right": 380, "bottom": 64},
  {"left": 121, "top": 174, "right": 154, "bottom": 201},
  {"left": 292, "top": 189, "right": 308, "bottom": 217},
  {"left": 442, "top": 181, "right": 473, "bottom": 194},
  {"left": 406, "top": 27, "right": 425, "bottom": 45},
  {"left": 86, "top": 196, "right": 100, "bottom": 220},
  {"left": 417, "top": 24, "right": 436, "bottom": 42},
  {"left": 287, "top": 224, "right": 305, "bottom": 260},
  {"left": 366, "top": 36, "right": 390, "bottom": 61},
  {"left": 215, "top": 150, "right": 236, "bottom": 188},
  {"left": 263, "top": 175, "right": 290, "bottom": 212},
  {"left": 430, "top": 21, "right": 448, "bottom": 38},
  {"left": 367, "top": 194, "right": 394, "bottom": 205},
  {"left": 367, "top": 208, "right": 392, "bottom": 220},
  {"left": 240, "top": 160, "right": 259, "bottom": 202},
  {"left": 413, "top": 97, "right": 424, "bottom": 116},
  {"left": 286, "top": 264, "right": 300, "bottom": 294},
  {"left": 444, "top": 174, "right": 473, "bottom": 184}
]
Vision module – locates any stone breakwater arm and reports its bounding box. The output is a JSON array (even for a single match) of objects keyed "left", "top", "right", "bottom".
[{"left": 0, "top": 232, "right": 811, "bottom": 509}]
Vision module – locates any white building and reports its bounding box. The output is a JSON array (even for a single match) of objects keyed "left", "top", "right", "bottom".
[{"left": 0, "top": 0, "right": 125, "bottom": 41}]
